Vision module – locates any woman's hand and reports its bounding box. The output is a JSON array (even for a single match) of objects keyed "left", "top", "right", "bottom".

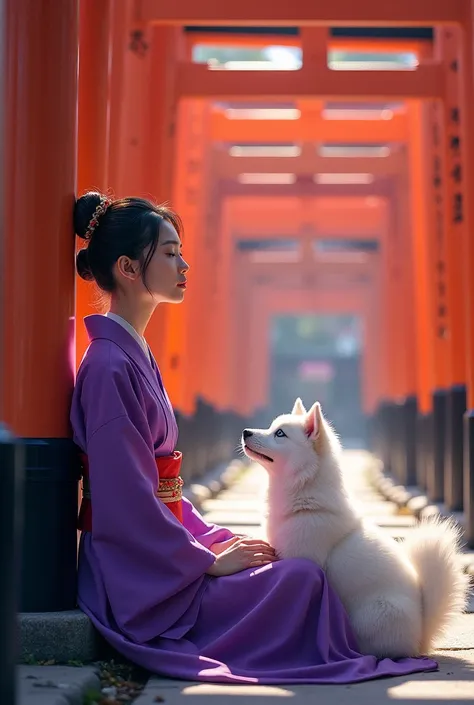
[
  {"left": 206, "top": 538, "right": 277, "bottom": 577},
  {"left": 209, "top": 536, "right": 241, "bottom": 556},
  {"left": 209, "top": 535, "right": 275, "bottom": 556}
]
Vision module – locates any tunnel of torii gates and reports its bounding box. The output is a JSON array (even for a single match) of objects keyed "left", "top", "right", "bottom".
[{"left": 3, "top": 1, "right": 474, "bottom": 617}]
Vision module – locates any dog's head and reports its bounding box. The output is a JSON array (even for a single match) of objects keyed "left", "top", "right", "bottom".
[{"left": 241, "top": 398, "right": 341, "bottom": 486}]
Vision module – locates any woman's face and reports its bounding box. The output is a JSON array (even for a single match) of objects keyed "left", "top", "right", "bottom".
[
  {"left": 115, "top": 219, "right": 189, "bottom": 304},
  {"left": 141, "top": 220, "right": 189, "bottom": 303}
]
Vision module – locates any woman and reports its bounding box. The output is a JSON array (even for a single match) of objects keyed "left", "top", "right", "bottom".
[{"left": 71, "top": 191, "right": 437, "bottom": 684}]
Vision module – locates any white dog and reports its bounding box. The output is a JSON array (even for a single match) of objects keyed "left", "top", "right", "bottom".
[{"left": 242, "top": 398, "right": 469, "bottom": 658}]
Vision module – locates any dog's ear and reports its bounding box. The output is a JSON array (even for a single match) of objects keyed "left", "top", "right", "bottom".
[
  {"left": 304, "top": 402, "right": 322, "bottom": 439},
  {"left": 292, "top": 397, "right": 306, "bottom": 416}
]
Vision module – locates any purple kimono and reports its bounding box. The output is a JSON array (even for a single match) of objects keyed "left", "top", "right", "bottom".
[{"left": 70, "top": 315, "right": 437, "bottom": 684}]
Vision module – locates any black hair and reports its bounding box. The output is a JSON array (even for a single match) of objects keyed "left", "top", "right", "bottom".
[{"left": 74, "top": 191, "right": 182, "bottom": 293}]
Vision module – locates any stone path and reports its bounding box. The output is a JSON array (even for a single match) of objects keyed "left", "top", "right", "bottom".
[{"left": 18, "top": 451, "right": 474, "bottom": 704}]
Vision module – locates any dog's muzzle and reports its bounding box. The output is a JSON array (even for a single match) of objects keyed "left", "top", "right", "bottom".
[{"left": 242, "top": 433, "right": 274, "bottom": 463}]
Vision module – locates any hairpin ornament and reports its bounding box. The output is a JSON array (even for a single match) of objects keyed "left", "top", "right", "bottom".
[{"left": 84, "top": 197, "right": 113, "bottom": 240}]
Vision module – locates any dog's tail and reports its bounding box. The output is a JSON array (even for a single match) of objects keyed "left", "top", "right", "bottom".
[{"left": 403, "top": 517, "right": 469, "bottom": 653}]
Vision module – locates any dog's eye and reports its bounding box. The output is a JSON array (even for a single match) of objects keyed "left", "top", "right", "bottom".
[{"left": 274, "top": 429, "right": 287, "bottom": 438}]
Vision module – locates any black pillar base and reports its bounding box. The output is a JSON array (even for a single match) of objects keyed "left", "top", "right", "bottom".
[
  {"left": 372, "top": 402, "right": 384, "bottom": 466},
  {"left": 177, "top": 399, "right": 248, "bottom": 482},
  {"left": 369, "top": 406, "right": 381, "bottom": 458},
  {"left": 398, "top": 395, "right": 418, "bottom": 486},
  {"left": 381, "top": 401, "right": 396, "bottom": 474},
  {"left": 463, "top": 409, "right": 474, "bottom": 548},
  {"left": 416, "top": 412, "right": 433, "bottom": 491},
  {"left": 0, "top": 426, "right": 24, "bottom": 705},
  {"left": 445, "top": 384, "right": 466, "bottom": 512},
  {"left": 366, "top": 412, "right": 377, "bottom": 453},
  {"left": 374, "top": 401, "right": 413, "bottom": 478},
  {"left": 427, "top": 389, "right": 447, "bottom": 504},
  {"left": 390, "top": 403, "right": 399, "bottom": 474},
  {"left": 178, "top": 398, "right": 212, "bottom": 480},
  {"left": 390, "top": 402, "right": 404, "bottom": 483},
  {"left": 21, "top": 439, "right": 80, "bottom": 612}
]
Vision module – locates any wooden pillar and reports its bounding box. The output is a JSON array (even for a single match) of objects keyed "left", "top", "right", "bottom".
[
  {"left": 464, "top": 12, "right": 474, "bottom": 413},
  {"left": 408, "top": 101, "right": 436, "bottom": 490},
  {"left": 77, "top": 0, "right": 111, "bottom": 194},
  {"left": 398, "top": 174, "right": 418, "bottom": 403},
  {"left": 366, "top": 254, "right": 385, "bottom": 417},
  {"left": 162, "top": 100, "right": 193, "bottom": 412},
  {"left": 114, "top": 19, "right": 152, "bottom": 197},
  {"left": 76, "top": 0, "right": 112, "bottom": 366},
  {"left": 361, "top": 287, "right": 382, "bottom": 419},
  {"left": 424, "top": 99, "right": 450, "bottom": 502},
  {"left": 362, "top": 255, "right": 389, "bottom": 456},
  {"left": 460, "top": 11, "right": 474, "bottom": 546},
  {"left": 374, "top": 203, "right": 401, "bottom": 474},
  {"left": 145, "top": 26, "right": 182, "bottom": 202},
  {"left": 140, "top": 26, "right": 184, "bottom": 397},
  {"left": 207, "top": 201, "right": 235, "bottom": 411},
  {"left": 230, "top": 254, "right": 255, "bottom": 418},
  {"left": 161, "top": 99, "right": 210, "bottom": 414},
  {"left": 395, "top": 174, "right": 419, "bottom": 485},
  {"left": 178, "top": 102, "right": 212, "bottom": 415},
  {"left": 383, "top": 195, "right": 406, "bottom": 406},
  {"left": 107, "top": 0, "right": 134, "bottom": 191},
  {"left": 0, "top": 5, "right": 23, "bottom": 702},
  {"left": 224, "top": 244, "right": 246, "bottom": 416},
  {"left": 248, "top": 287, "right": 270, "bottom": 416},
  {"left": 408, "top": 98, "right": 450, "bottom": 500},
  {"left": 437, "top": 27, "right": 468, "bottom": 511},
  {"left": 193, "top": 200, "right": 220, "bottom": 408},
  {"left": 2, "top": 0, "right": 79, "bottom": 611}
]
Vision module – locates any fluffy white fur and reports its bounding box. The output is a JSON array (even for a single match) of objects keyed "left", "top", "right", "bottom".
[{"left": 242, "top": 398, "right": 469, "bottom": 659}]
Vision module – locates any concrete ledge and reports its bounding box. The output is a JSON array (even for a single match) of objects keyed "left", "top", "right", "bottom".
[
  {"left": 369, "top": 461, "right": 465, "bottom": 528},
  {"left": 19, "top": 609, "right": 101, "bottom": 664},
  {"left": 368, "top": 456, "right": 474, "bottom": 578},
  {"left": 19, "top": 664, "right": 100, "bottom": 705},
  {"left": 369, "top": 462, "right": 427, "bottom": 512},
  {"left": 406, "top": 494, "right": 430, "bottom": 516}
]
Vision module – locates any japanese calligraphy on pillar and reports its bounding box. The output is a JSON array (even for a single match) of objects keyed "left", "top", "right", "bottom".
[
  {"left": 438, "top": 26, "right": 467, "bottom": 387},
  {"left": 444, "top": 33, "right": 464, "bottom": 228},
  {"left": 430, "top": 101, "right": 448, "bottom": 340}
]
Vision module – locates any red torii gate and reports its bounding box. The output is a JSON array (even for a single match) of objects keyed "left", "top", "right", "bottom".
[
  {"left": 137, "top": 1, "right": 465, "bottom": 25},
  {"left": 212, "top": 150, "right": 408, "bottom": 180},
  {"left": 4, "top": 0, "right": 474, "bottom": 629},
  {"left": 231, "top": 254, "right": 381, "bottom": 418},
  {"left": 210, "top": 106, "right": 411, "bottom": 144},
  {"left": 242, "top": 284, "right": 375, "bottom": 417}
]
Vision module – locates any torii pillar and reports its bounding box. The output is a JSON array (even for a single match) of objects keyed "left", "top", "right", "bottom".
[
  {"left": 461, "top": 10, "right": 474, "bottom": 547},
  {"left": 76, "top": 0, "right": 113, "bottom": 366},
  {"left": 438, "top": 27, "right": 468, "bottom": 513},
  {"left": 2, "top": 0, "right": 80, "bottom": 612}
]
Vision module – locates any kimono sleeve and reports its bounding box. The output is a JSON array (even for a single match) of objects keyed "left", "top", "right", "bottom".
[
  {"left": 181, "top": 496, "right": 234, "bottom": 549},
  {"left": 82, "top": 362, "right": 216, "bottom": 638}
]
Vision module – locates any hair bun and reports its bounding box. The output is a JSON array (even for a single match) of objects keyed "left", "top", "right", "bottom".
[
  {"left": 74, "top": 191, "right": 104, "bottom": 240},
  {"left": 76, "top": 248, "right": 94, "bottom": 282}
]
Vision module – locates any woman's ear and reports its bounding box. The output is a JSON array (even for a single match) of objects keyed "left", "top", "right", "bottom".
[{"left": 116, "top": 255, "right": 140, "bottom": 281}]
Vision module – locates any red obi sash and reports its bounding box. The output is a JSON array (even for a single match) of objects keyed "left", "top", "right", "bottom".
[{"left": 77, "top": 450, "right": 184, "bottom": 532}]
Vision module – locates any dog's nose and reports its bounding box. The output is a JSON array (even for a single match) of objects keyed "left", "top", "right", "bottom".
[{"left": 243, "top": 429, "right": 253, "bottom": 439}]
